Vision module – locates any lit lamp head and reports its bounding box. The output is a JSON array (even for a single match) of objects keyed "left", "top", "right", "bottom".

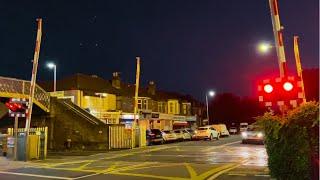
[
  {"left": 47, "top": 62, "right": 56, "bottom": 69},
  {"left": 257, "top": 42, "right": 272, "bottom": 54},
  {"left": 208, "top": 91, "right": 215, "bottom": 97}
]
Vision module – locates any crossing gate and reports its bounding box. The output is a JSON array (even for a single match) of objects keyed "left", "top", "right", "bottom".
[
  {"left": 7, "top": 127, "right": 47, "bottom": 160},
  {"left": 108, "top": 125, "right": 131, "bottom": 149}
]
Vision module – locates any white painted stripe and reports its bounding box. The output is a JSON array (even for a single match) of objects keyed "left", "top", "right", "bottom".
[
  {"left": 73, "top": 173, "right": 99, "bottom": 179},
  {"left": 0, "top": 171, "right": 72, "bottom": 180},
  {"left": 255, "top": 174, "right": 270, "bottom": 177}
]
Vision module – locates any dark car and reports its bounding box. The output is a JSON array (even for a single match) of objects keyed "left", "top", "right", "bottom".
[{"left": 146, "top": 129, "right": 163, "bottom": 145}]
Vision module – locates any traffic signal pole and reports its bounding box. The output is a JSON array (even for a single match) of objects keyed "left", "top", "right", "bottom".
[
  {"left": 25, "top": 18, "right": 42, "bottom": 161},
  {"left": 268, "top": 0, "right": 287, "bottom": 77}
]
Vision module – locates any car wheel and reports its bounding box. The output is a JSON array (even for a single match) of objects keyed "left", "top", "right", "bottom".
[
  {"left": 210, "top": 134, "right": 213, "bottom": 141},
  {"left": 242, "top": 140, "right": 246, "bottom": 144},
  {"left": 216, "top": 134, "right": 220, "bottom": 140}
]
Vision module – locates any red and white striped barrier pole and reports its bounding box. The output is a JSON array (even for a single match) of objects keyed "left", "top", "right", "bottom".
[
  {"left": 24, "top": 18, "right": 42, "bottom": 161},
  {"left": 269, "top": 0, "right": 287, "bottom": 77}
]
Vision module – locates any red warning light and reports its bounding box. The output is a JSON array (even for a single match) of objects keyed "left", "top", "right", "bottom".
[
  {"left": 264, "top": 84, "right": 273, "bottom": 93},
  {"left": 283, "top": 82, "right": 293, "bottom": 91}
]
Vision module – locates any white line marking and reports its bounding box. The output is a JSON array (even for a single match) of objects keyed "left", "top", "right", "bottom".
[
  {"left": 73, "top": 173, "right": 100, "bottom": 179},
  {"left": 0, "top": 171, "right": 72, "bottom": 179},
  {"left": 255, "top": 174, "right": 270, "bottom": 177}
]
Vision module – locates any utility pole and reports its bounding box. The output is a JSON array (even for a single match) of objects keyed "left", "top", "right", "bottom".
[
  {"left": 25, "top": 18, "right": 42, "bottom": 161},
  {"left": 132, "top": 57, "right": 140, "bottom": 149},
  {"left": 293, "top": 36, "right": 306, "bottom": 103},
  {"left": 269, "top": 0, "right": 287, "bottom": 77}
]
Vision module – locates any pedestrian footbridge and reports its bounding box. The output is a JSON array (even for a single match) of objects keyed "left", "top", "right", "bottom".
[{"left": 0, "top": 76, "right": 50, "bottom": 112}]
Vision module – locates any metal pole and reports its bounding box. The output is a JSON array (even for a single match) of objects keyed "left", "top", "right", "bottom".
[
  {"left": 206, "top": 94, "right": 209, "bottom": 125},
  {"left": 293, "top": 36, "right": 306, "bottom": 103},
  {"left": 53, "top": 65, "right": 56, "bottom": 92},
  {"left": 132, "top": 57, "right": 140, "bottom": 149},
  {"left": 268, "top": 0, "right": 287, "bottom": 77},
  {"left": 25, "top": 18, "right": 42, "bottom": 161},
  {"left": 14, "top": 116, "right": 18, "bottom": 161}
]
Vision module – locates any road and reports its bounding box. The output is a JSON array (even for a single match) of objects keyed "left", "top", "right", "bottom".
[{"left": 0, "top": 135, "right": 270, "bottom": 179}]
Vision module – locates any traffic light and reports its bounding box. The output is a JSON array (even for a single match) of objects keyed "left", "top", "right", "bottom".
[
  {"left": 5, "top": 98, "right": 28, "bottom": 117},
  {"left": 258, "top": 76, "right": 304, "bottom": 108}
]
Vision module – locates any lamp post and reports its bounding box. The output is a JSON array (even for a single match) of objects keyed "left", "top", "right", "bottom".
[
  {"left": 47, "top": 62, "right": 57, "bottom": 92},
  {"left": 205, "top": 90, "right": 215, "bottom": 125}
]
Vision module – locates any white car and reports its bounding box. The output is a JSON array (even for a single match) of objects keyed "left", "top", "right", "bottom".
[
  {"left": 194, "top": 126, "right": 220, "bottom": 140},
  {"left": 229, "top": 127, "right": 237, "bottom": 134},
  {"left": 173, "top": 130, "right": 184, "bottom": 141},
  {"left": 240, "top": 123, "right": 248, "bottom": 132},
  {"left": 162, "top": 130, "right": 177, "bottom": 142}
]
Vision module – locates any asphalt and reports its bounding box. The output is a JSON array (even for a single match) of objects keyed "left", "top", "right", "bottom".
[{"left": 0, "top": 135, "right": 270, "bottom": 180}]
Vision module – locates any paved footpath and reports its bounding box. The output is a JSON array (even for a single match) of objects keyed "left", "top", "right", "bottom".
[{"left": 0, "top": 135, "right": 271, "bottom": 179}]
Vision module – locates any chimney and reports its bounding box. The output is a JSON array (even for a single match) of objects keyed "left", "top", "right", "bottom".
[
  {"left": 147, "top": 81, "right": 156, "bottom": 95},
  {"left": 112, "top": 72, "right": 121, "bottom": 89}
]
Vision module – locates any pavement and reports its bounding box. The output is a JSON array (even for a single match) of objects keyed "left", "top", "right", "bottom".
[{"left": 0, "top": 135, "right": 270, "bottom": 179}]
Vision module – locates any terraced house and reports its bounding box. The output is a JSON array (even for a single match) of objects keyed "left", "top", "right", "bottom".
[{"left": 37, "top": 73, "right": 205, "bottom": 150}]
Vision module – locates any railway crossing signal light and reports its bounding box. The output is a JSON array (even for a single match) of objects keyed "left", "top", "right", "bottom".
[
  {"left": 5, "top": 98, "right": 29, "bottom": 117},
  {"left": 258, "top": 76, "right": 304, "bottom": 109}
]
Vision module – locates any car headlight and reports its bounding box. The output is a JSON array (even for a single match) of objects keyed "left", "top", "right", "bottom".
[
  {"left": 194, "top": 130, "right": 198, "bottom": 134},
  {"left": 257, "top": 132, "right": 263, "bottom": 138},
  {"left": 241, "top": 132, "right": 247, "bottom": 138}
]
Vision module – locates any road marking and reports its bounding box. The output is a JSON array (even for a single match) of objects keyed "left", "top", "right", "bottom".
[
  {"left": 255, "top": 174, "right": 270, "bottom": 177},
  {"left": 106, "top": 162, "right": 155, "bottom": 173},
  {"left": 207, "top": 160, "right": 249, "bottom": 180},
  {"left": 110, "top": 171, "right": 189, "bottom": 180},
  {"left": 184, "top": 163, "right": 197, "bottom": 179},
  {"left": 0, "top": 171, "right": 72, "bottom": 180},
  {"left": 73, "top": 173, "right": 100, "bottom": 180},
  {"left": 201, "top": 141, "right": 241, "bottom": 152},
  {"left": 198, "top": 163, "right": 237, "bottom": 179},
  {"left": 228, "top": 173, "right": 246, "bottom": 176}
]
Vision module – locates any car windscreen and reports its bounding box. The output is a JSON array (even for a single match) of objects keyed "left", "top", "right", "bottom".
[
  {"left": 198, "top": 128, "right": 207, "bottom": 130},
  {"left": 174, "top": 130, "right": 181, "bottom": 133},
  {"left": 240, "top": 125, "right": 247, "bottom": 128},
  {"left": 163, "top": 130, "right": 171, "bottom": 134},
  {"left": 187, "top": 130, "right": 194, "bottom": 133}
]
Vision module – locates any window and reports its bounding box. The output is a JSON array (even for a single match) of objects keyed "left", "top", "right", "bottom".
[
  {"left": 183, "top": 104, "right": 187, "bottom": 114},
  {"left": 143, "top": 99, "right": 148, "bottom": 109},
  {"left": 158, "top": 102, "right": 163, "bottom": 113},
  {"left": 138, "top": 99, "right": 142, "bottom": 109},
  {"left": 169, "top": 103, "right": 174, "bottom": 113}
]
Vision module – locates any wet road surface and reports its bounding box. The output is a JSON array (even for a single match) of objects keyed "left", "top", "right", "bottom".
[{"left": 0, "top": 135, "right": 270, "bottom": 179}]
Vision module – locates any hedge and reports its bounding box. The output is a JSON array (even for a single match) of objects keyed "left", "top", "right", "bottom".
[{"left": 256, "top": 102, "right": 319, "bottom": 180}]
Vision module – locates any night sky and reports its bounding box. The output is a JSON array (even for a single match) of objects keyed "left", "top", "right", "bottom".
[{"left": 0, "top": 0, "right": 318, "bottom": 101}]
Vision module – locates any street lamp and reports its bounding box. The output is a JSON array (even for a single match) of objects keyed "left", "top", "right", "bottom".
[
  {"left": 47, "top": 62, "right": 57, "bottom": 92},
  {"left": 257, "top": 42, "right": 273, "bottom": 54},
  {"left": 205, "top": 90, "right": 215, "bottom": 125}
]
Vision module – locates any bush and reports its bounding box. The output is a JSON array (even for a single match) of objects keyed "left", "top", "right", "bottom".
[{"left": 256, "top": 102, "right": 319, "bottom": 180}]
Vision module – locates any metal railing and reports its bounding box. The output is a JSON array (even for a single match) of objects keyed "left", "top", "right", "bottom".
[{"left": 0, "top": 76, "right": 50, "bottom": 112}]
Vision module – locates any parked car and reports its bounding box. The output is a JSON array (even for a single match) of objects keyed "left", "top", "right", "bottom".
[
  {"left": 194, "top": 126, "right": 220, "bottom": 140},
  {"left": 146, "top": 129, "right": 163, "bottom": 145},
  {"left": 162, "top": 130, "right": 178, "bottom": 142},
  {"left": 185, "top": 129, "right": 196, "bottom": 140},
  {"left": 240, "top": 122, "right": 248, "bottom": 132},
  {"left": 241, "top": 126, "right": 264, "bottom": 144},
  {"left": 229, "top": 127, "right": 238, "bottom": 134},
  {"left": 182, "top": 129, "right": 192, "bottom": 140},
  {"left": 173, "top": 130, "right": 184, "bottom": 141},
  {"left": 211, "top": 124, "right": 230, "bottom": 137}
]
